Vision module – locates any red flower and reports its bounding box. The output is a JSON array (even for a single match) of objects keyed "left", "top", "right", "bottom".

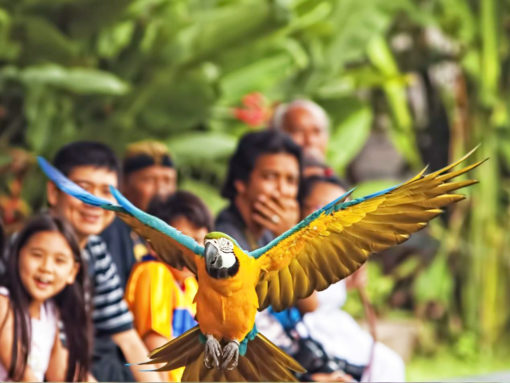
[
  {"left": 231, "top": 92, "right": 271, "bottom": 127},
  {"left": 233, "top": 108, "right": 268, "bottom": 126},
  {"left": 242, "top": 92, "right": 265, "bottom": 109}
]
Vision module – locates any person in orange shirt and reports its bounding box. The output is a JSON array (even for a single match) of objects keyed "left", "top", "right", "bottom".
[{"left": 124, "top": 191, "right": 213, "bottom": 381}]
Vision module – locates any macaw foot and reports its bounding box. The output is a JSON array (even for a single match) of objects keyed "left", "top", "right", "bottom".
[
  {"left": 204, "top": 334, "right": 221, "bottom": 369},
  {"left": 221, "top": 340, "right": 240, "bottom": 370}
]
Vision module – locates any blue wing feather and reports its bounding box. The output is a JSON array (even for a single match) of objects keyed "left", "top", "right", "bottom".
[
  {"left": 249, "top": 184, "right": 400, "bottom": 259},
  {"left": 110, "top": 186, "right": 204, "bottom": 256},
  {"left": 38, "top": 156, "right": 122, "bottom": 211}
]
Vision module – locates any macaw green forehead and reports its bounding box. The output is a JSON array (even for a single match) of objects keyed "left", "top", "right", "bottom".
[{"left": 205, "top": 232, "right": 242, "bottom": 248}]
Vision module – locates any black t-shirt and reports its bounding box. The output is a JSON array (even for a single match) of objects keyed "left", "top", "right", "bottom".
[{"left": 100, "top": 217, "right": 136, "bottom": 290}]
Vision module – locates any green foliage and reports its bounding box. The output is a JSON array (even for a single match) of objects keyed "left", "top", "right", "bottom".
[
  {"left": 343, "top": 261, "right": 395, "bottom": 318},
  {"left": 351, "top": 179, "right": 398, "bottom": 200},
  {"left": 453, "top": 330, "right": 479, "bottom": 361},
  {"left": 0, "top": 0, "right": 412, "bottom": 210},
  {"left": 325, "top": 100, "right": 372, "bottom": 173},
  {"left": 18, "top": 64, "right": 130, "bottom": 95},
  {"left": 413, "top": 253, "right": 453, "bottom": 306},
  {"left": 407, "top": 340, "right": 510, "bottom": 381},
  {"left": 365, "top": 261, "right": 395, "bottom": 312}
]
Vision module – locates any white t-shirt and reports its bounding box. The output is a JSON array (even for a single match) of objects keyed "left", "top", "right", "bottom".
[
  {"left": 0, "top": 286, "right": 57, "bottom": 381},
  {"left": 315, "top": 280, "right": 347, "bottom": 310}
]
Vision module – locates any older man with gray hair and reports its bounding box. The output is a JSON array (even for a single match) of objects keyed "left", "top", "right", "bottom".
[{"left": 272, "top": 99, "right": 330, "bottom": 162}]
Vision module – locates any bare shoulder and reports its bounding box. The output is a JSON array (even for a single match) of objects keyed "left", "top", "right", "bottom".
[
  {"left": 0, "top": 293, "right": 14, "bottom": 332},
  {"left": 0, "top": 293, "right": 11, "bottom": 314}
]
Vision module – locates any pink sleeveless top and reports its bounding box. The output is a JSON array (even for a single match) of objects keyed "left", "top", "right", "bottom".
[{"left": 0, "top": 287, "right": 57, "bottom": 381}]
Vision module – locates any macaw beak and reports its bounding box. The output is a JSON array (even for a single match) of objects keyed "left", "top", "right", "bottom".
[{"left": 205, "top": 242, "right": 221, "bottom": 269}]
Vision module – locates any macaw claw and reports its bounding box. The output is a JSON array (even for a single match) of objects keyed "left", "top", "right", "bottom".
[
  {"left": 221, "top": 340, "right": 240, "bottom": 370},
  {"left": 204, "top": 335, "right": 221, "bottom": 369}
]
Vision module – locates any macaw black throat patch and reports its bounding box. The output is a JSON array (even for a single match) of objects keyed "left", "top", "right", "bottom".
[{"left": 207, "top": 258, "right": 240, "bottom": 279}]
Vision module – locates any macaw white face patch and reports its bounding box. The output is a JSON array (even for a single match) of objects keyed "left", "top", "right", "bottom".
[
  {"left": 205, "top": 238, "right": 237, "bottom": 269},
  {"left": 218, "top": 237, "right": 234, "bottom": 254}
]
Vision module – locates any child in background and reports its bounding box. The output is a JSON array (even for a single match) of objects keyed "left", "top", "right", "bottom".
[
  {"left": 125, "top": 191, "right": 211, "bottom": 381},
  {"left": 0, "top": 214, "right": 92, "bottom": 382}
]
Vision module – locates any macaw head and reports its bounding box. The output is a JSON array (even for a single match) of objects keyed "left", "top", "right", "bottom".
[{"left": 204, "top": 232, "right": 241, "bottom": 279}]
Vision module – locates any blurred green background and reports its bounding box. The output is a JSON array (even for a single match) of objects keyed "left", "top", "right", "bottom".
[{"left": 1, "top": 0, "right": 509, "bottom": 379}]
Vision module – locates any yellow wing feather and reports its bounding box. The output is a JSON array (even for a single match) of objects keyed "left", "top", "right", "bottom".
[
  {"left": 117, "top": 212, "right": 198, "bottom": 274},
  {"left": 256, "top": 152, "right": 485, "bottom": 312}
]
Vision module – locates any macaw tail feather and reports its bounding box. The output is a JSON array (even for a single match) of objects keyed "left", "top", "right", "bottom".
[{"left": 140, "top": 326, "right": 305, "bottom": 381}]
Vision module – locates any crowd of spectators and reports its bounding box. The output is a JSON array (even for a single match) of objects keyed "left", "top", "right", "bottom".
[{"left": 0, "top": 100, "right": 405, "bottom": 382}]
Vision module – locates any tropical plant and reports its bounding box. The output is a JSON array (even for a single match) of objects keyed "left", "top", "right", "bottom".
[
  {"left": 388, "top": 0, "right": 510, "bottom": 349},
  {"left": 0, "top": 0, "right": 417, "bottom": 210}
]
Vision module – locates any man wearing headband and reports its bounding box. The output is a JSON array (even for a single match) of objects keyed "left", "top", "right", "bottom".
[
  {"left": 100, "top": 140, "right": 177, "bottom": 289},
  {"left": 122, "top": 140, "right": 177, "bottom": 211}
]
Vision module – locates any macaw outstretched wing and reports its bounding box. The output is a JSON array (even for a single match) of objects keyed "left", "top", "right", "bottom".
[
  {"left": 38, "top": 157, "right": 203, "bottom": 273},
  {"left": 251, "top": 148, "right": 485, "bottom": 312}
]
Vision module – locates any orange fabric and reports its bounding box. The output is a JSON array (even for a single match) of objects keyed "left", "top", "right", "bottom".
[{"left": 125, "top": 261, "right": 198, "bottom": 381}]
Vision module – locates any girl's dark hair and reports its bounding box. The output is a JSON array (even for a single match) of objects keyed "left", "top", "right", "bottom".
[
  {"left": 0, "top": 218, "right": 4, "bottom": 255},
  {"left": 0, "top": 214, "right": 91, "bottom": 381},
  {"left": 147, "top": 191, "right": 213, "bottom": 231},
  {"left": 0, "top": 217, "right": 4, "bottom": 268},
  {"left": 53, "top": 140, "right": 120, "bottom": 179},
  {"left": 221, "top": 130, "right": 303, "bottom": 200},
  {"left": 299, "top": 174, "right": 350, "bottom": 207}
]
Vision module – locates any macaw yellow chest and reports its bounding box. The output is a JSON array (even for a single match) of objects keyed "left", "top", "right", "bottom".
[{"left": 194, "top": 254, "right": 260, "bottom": 341}]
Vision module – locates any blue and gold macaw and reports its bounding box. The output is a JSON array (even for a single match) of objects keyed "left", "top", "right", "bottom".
[{"left": 38, "top": 149, "right": 484, "bottom": 382}]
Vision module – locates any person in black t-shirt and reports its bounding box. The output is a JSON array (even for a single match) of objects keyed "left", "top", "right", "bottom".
[{"left": 101, "top": 140, "right": 177, "bottom": 289}]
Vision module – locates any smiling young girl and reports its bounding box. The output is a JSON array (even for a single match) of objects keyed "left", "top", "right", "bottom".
[{"left": 0, "top": 214, "right": 92, "bottom": 381}]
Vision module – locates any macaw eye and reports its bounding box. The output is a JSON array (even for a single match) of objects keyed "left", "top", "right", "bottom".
[{"left": 218, "top": 238, "right": 233, "bottom": 253}]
